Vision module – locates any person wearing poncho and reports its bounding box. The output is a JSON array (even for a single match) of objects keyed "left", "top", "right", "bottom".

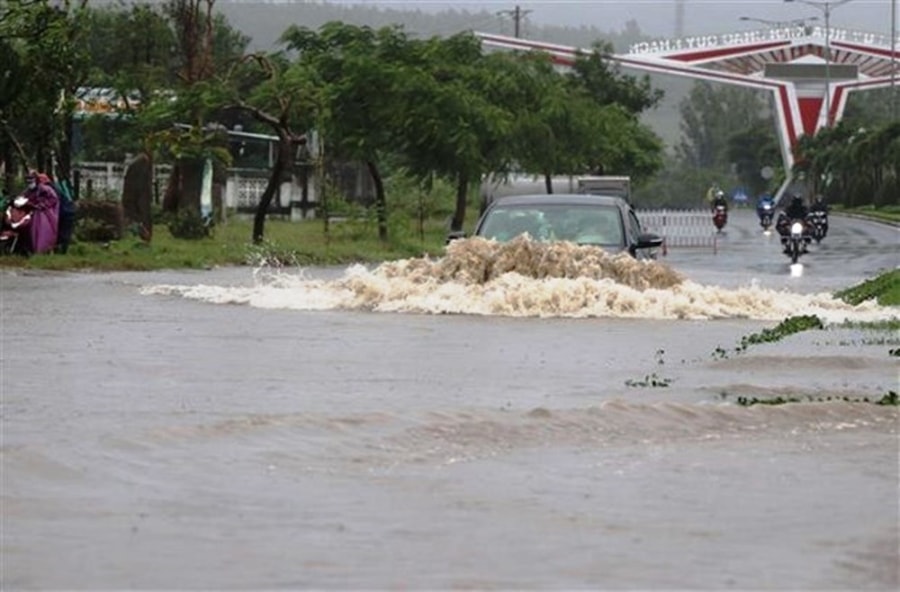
[{"left": 22, "top": 171, "right": 60, "bottom": 254}]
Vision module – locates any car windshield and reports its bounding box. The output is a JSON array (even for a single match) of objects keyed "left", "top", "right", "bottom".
[{"left": 478, "top": 203, "right": 624, "bottom": 246}]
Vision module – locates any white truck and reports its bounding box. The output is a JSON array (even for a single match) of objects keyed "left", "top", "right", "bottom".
[{"left": 481, "top": 173, "right": 632, "bottom": 206}]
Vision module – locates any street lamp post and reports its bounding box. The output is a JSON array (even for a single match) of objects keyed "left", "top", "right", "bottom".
[{"left": 785, "top": 0, "right": 855, "bottom": 128}]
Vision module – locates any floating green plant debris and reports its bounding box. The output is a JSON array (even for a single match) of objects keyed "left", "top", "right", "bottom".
[
  {"left": 734, "top": 315, "right": 824, "bottom": 353},
  {"left": 625, "top": 373, "right": 672, "bottom": 388},
  {"left": 736, "top": 391, "right": 898, "bottom": 407}
]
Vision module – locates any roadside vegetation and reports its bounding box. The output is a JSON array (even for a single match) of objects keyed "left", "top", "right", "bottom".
[
  {"left": 835, "top": 268, "right": 900, "bottom": 306},
  {"left": 0, "top": 213, "right": 457, "bottom": 272},
  {"left": 832, "top": 204, "right": 900, "bottom": 225}
]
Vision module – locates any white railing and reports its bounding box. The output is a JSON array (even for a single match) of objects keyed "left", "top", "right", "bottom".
[
  {"left": 637, "top": 209, "right": 718, "bottom": 249},
  {"left": 76, "top": 161, "right": 172, "bottom": 198},
  {"left": 74, "top": 162, "right": 306, "bottom": 211}
]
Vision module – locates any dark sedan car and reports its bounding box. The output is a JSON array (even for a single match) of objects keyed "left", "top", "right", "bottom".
[{"left": 449, "top": 193, "right": 663, "bottom": 258}]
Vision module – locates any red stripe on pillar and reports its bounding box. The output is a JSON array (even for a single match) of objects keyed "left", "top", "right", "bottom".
[{"left": 797, "top": 97, "right": 823, "bottom": 136}]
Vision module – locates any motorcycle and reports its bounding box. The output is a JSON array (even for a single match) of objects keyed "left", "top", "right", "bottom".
[
  {"left": 0, "top": 196, "right": 32, "bottom": 255},
  {"left": 777, "top": 214, "right": 810, "bottom": 264},
  {"left": 806, "top": 210, "right": 828, "bottom": 243},
  {"left": 757, "top": 200, "right": 775, "bottom": 230},
  {"left": 712, "top": 204, "right": 728, "bottom": 231}
]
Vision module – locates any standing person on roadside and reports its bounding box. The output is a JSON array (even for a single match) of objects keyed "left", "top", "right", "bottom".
[{"left": 53, "top": 175, "right": 76, "bottom": 254}]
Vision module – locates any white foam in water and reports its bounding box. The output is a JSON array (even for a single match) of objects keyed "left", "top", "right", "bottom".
[{"left": 140, "top": 237, "right": 896, "bottom": 323}]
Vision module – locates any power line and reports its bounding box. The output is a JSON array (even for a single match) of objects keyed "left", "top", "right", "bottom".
[{"left": 497, "top": 5, "right": 532, "bottom": 38}]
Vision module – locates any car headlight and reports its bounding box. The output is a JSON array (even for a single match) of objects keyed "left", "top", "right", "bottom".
[{"left": 790, "top": 222, "right": 804, "bottom": 236}]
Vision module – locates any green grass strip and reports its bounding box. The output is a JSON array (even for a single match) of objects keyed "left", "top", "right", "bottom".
[{"left": 834, "top": 269, "right": 900, "bottom": 306}]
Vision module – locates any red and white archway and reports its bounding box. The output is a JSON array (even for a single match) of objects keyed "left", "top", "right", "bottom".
[{"left": 477, "top": 26, "right": 898, "bottom": 191}]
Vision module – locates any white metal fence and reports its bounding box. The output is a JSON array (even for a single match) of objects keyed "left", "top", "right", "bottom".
[
  {"left": 637, "top": 209, "right": 719, "bottom": 251},
  {"left": 75, "top": 162, "right": 279, "bottom": 211},
  {"left": 76, "top": 162, "right": 172, "bottom": 199}
]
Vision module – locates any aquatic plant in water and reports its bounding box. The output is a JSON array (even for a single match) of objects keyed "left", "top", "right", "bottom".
[{"left": 736, "top": 391, "right": 898, "bottom": 407}]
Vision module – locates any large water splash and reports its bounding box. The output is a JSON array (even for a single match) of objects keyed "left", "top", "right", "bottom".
[{"left": 141, "top": 237, "right": 896, "bottom": 322}]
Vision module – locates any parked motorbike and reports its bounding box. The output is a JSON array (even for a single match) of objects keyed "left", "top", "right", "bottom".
[
  {"left": 806, "top": 210, "right": 828, "bottom": 243},
  {"left": 712, "top": 204, "right": 728, "bottom": 231},
  {"left": 0, "top": 196, "right": 33, "bottom": 255}
]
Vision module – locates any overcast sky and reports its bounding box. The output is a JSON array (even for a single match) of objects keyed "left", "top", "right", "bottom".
[{"left": 323, "top": 0, "right": 896, "bottom": 38}]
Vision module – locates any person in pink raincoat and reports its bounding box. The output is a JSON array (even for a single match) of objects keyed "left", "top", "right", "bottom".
[{"left": 21, "top": 171, "right": 59, "bottom": 254}]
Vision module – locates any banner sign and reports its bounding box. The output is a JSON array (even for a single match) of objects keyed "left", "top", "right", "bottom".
[{"left": 629, "top": 27, "right": 900, "bottom": 56}]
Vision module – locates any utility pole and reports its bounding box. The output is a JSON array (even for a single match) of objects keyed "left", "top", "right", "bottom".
[
  {"left": 784, "top": 0, "right": 855, "bottom": 128},
  {"left": 892, "top": 0, "right": 897, "bottom": 119},
  {"left": 497, "top": 5, "right": 532, "bottom": 38},
  {"left": 675, "top": 0, "right": 685, "bottom": 37}
]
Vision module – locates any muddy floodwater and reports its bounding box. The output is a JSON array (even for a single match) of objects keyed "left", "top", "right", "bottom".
[{"left": 2, "top": 211, "right": 898, "bottom": 590}]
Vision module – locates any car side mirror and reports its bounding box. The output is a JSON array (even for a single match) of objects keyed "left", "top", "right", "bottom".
[
  {"left": 446, "top": 230, "right": 467, "bottom": 244},
  {"left": 635, "top": 232, "right": 663, "bottom": 250}
]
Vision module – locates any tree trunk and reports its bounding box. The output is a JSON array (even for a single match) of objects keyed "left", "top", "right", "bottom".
[
  {"left": 162, "top": 158, "right": 203, "bottom": 213},
  {"left": 365, "top": 160, "right": 388, "bottom": 242},
  {"left": 57, "top": 113, "right": 74, "bottom": 182},
  {"left": 544, "top": 173, "right": 554, "bottom": 194},
  {"left": 253, "top": 131, "right": 291, "bottom": 244},
  {"left": 451, "top": 170, "right": 469, "bottom": 232},
  {"left": 122, "top": 152, "right": 154, "bottom": 241}
]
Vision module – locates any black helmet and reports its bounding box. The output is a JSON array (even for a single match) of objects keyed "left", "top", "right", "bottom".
[{"left": 791, "top": 194, "right": 803, "bottom": 205}]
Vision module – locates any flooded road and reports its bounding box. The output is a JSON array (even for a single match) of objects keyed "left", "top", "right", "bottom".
[{"left": 2, "top": 211, "right": 898, "bottom": 590}]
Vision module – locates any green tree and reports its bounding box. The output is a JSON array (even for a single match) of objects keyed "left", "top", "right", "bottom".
[
  {"left": 282, "top": 22, "right": 416, "bottom": 242},
  {"left": 0, "top": 0, "right": 90, "bottom": 185},
  {"left": 542, "top": 40, "right": 665, "bottom": 190},
  {"left": 511, "top": 54, "right": 601, "bottom": 190},
  {"left": 568, "top": 40, "right": 664, "bottom": 116},
  {"left": 221, "top": 52, "right": 320, "bottom": 243},
  {"left": 82, "top": 3, "right": 177, "bottom": 100},
  {"left": 794, "top": 121, "right": 899, "bottom": 208},
  {"left": 843, "top": 88, "right": 897, "bottom": 128},
  {"left": 140, "top": 0, "right": 249, "bottom": 217},
  {"left": 490, "top": 40, "right": 664, "bottom": 201},
  {"left": 394, "top": 36, "right": 529, "bottom": 230},
  {"left": 726, "top": 124, "right": 781, "bottom": 197},
  {"left": 75, "top": 3, "right": 177, "bottom": 162},
  {"left": 676, "top": 82, "right": 769, "bottom": 171}
]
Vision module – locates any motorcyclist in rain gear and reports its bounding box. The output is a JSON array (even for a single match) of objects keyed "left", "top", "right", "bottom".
[
  {"left": 809, "top": 194, "right": 829, "bottom": 214},
  {"left": 711, "top": 190, "right": 728, "bottom": 212},
  {"left": 756, "top": 193, "right": 776, "bottom": 229},
  {"left": 777, "top": 194, "right": 810, "bottom": 254},
  {"left": 807, "top": 194, "right": 830, "bottom": 241}
]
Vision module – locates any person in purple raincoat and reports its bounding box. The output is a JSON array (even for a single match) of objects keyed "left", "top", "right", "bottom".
[{"left": 21, "top": 171, "right": 59, "bottom": 254}]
